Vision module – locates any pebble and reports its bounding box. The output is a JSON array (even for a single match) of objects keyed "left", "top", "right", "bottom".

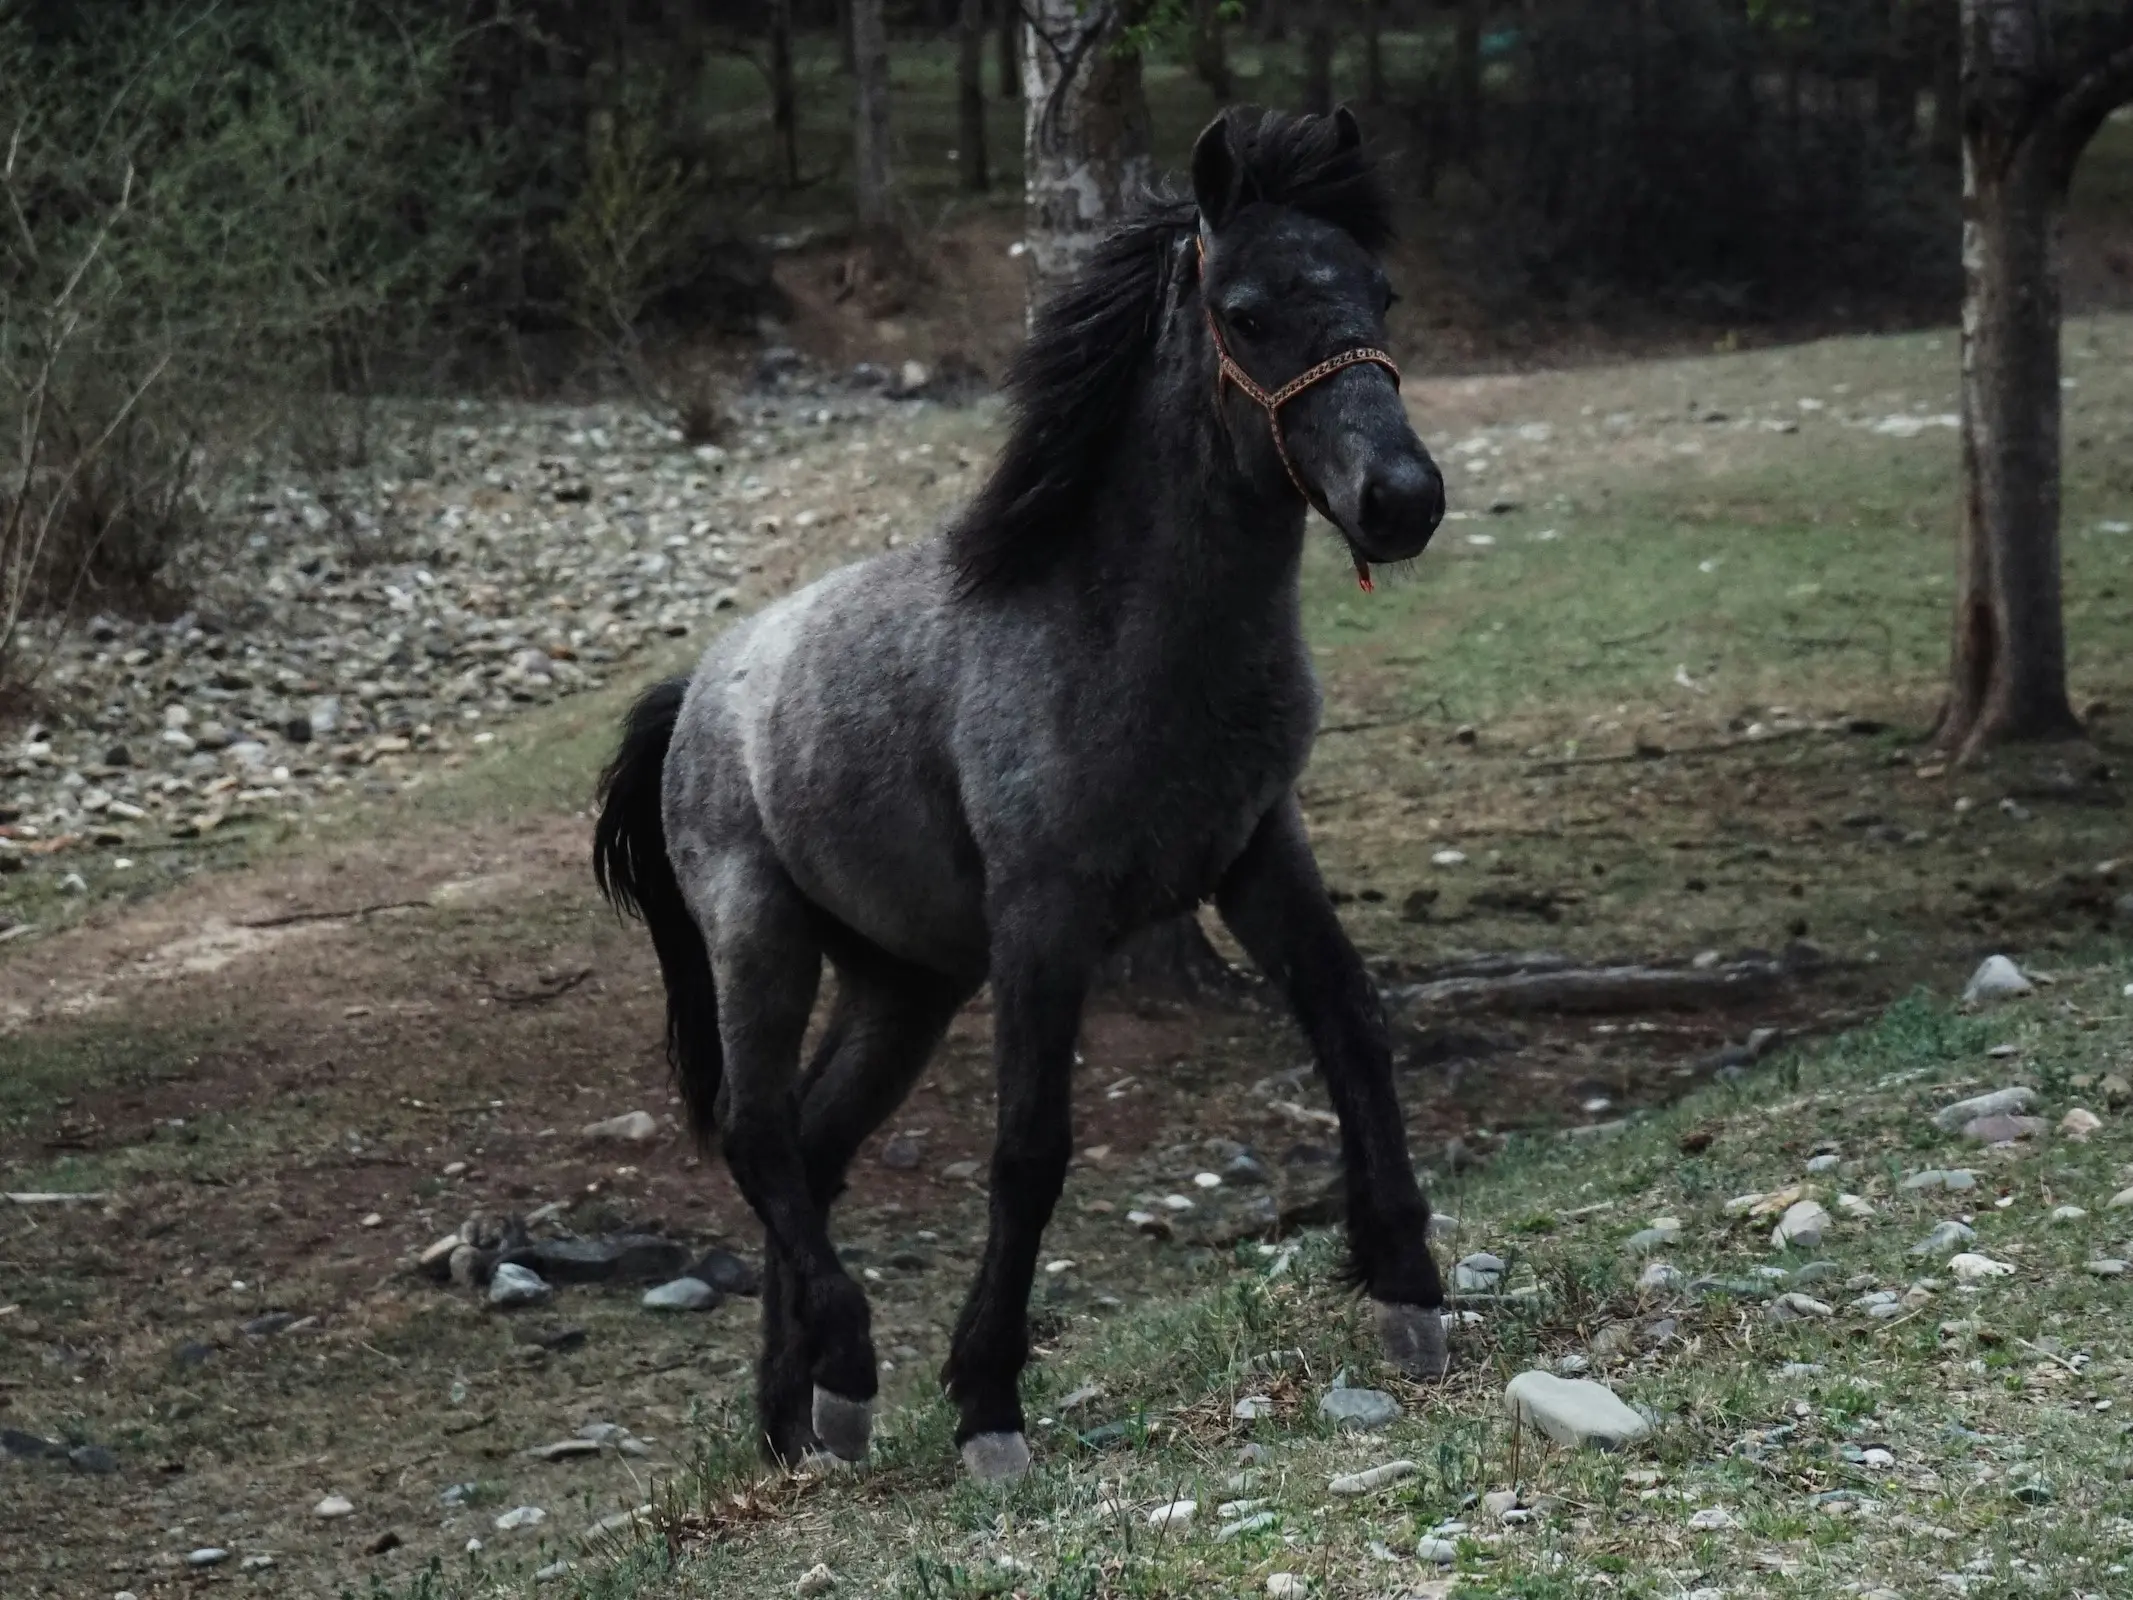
[
  {"left": 796, "top": 1563, "right": 837, "bottom": 1596},
  {"left": 939, "top": 1160, "right": 982, "bottom": 1183},
  {"left": 1267, "top": 1577, "right": 1311, "bottom": 1599},
  {"left": 1836, "top": 1193, "right": 1877, "bottom": 1219},
  {"left": 2060, "top": 1108, "right": 2103, "bottom": 1141},
  {"left": 1147, "top": 1499, "right": 1195, "bottom": 1528},
  {"left": 186, "top": 1549, "right": 229, "bottom": 1568},
  {"left": 1327, "top": 1460, "right": 1416, "bottom": 1495},
  {"left": 1623, "top": 1218, "right": 1682, "bottom": 1255},
  {"left": 1961, "top": 956, "right": 2033, "bottom": 1003},
  {"left": 1218, "top": 1511, "right": 1278, "bottom": 1541},
  {"left": 535, "top": 1562, "right": 572, "bottom": 1583},
  {"left": 1910, "top": 1220, "right": 1977, "bottom": 1258},
  {"left": 1772, "top": 1199, "right": 1830, "bottom": 1249},
  {"left": 581, "top": 1110, "right": 658, "bottom": 1143},
  {"left": 1503, "top": 1371, "right": 1652, "bottom": 1449},
  {"left": 1233, "top": 1394, "right": 1275, "bottom": 1420},
  {"left": 1452, "top": 1251, "right": 1505, "bottom": 1291},
  {"left": 1637, "top": 1261, "right": 1683, "bottom": 1294},
  {"left": 1947, "top": 1252, "right": 2015, "bottom": 1282},
  {"left": 1687, "top": 1507, "right": 1735, "bottom": 1530},
  {"left": 1860, "top": 1447, "right": 1894, "bottom": 1468},
  {"left": 1416, "top": 1536, "right": 1459, "bottom": 1564},
  {"left": 314, "top": 1494, "right": 355, "bottom": 1519},
  {"left": 1963, "top": 1112, "right": 2047, "bottom": 1143},
  {"left": 526, "top": 1438, "right": 604, "bottom": 1462},
  {"left": 2110, "top": 1187, "right": 2133, "bottom": 1210},
  {"left": 641, "top": 1277, "right": 718, "bottom": 1312},
  {"left": 494, "top": 1505, "right": 547, "bottom": 1531},
  {"left": 878, "top": 1132, "right": 924, "bottom": 1169},
  {"left": 1902, "top": 1169, "right": 1978, "bottom": 1193},
  {"left": 1318, "top": 1386, "right": 1402, "bottom": 1431},
  {"left": 2085, "top": 1259, "right": 2127, "bottom": 1276},
  {"left": 488, "top": 1263, "right": 552, "bottom": 1307},
  {"left": 1767, "top": 1292, "right": 1832, "bottom": 1321},
  {"left": 2052, "top": 1205, "right": 2088, "bottom": 1222},
  {"left": 1932, "top": 1086, "right": 2035, "bottom": 1131},
  {"left": 1780, "top": 1361, "right": 1825, "bottom": 1377},
  {"left": 1805, "top": 1153, "right": 1841, "bottom": 1174}
]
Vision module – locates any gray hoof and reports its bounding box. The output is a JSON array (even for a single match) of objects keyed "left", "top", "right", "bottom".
[
  {"left": 959, "top": 1431, "right": 1032, "bottom": 1485},
  {"left": 810, "top": 1386, "right": 873, "bottom": 1463},
  {"left": 1375, "top": 1301, "right": 1450, "bottom": 1381}
]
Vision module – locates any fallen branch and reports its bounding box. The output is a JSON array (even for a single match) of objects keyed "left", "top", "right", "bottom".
[
  {"left": 1393, "top": 956, "right": 1797, "bottom": 1018},
  {"left": 4, "top": 1191, "right": 107, "bottom": 1204},
  {"left": 239, "top": 899, "right": 431, "bottom": 929}
]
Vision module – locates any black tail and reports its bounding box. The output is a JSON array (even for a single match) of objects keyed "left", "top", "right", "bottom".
[{"left": 593, "top": 676, "right": 723, "bottom": 1144}]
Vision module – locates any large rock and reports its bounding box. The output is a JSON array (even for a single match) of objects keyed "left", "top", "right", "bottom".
[
  {"left": 641, "top": 1277, "right": 719, "bottom": 1312},
  {"left": 1503, "top": 1371, "right": 1652, "bottom": 1450},
  {"left": 1909, "top": 1220, "right": 1977, "bottom": 1257},
  {"left": 1962, "top": 956, "right": 2033, "bottom": 1003},
  {"left": 488, "top": 1263, "right": 553, "bottom": 1308},
  {"left": 1771, "top": 1200, "right": 1829, "bottom": 1250},
  {"left": 1932, "top": 1086, "right": 2035, "bottom": 1132}
]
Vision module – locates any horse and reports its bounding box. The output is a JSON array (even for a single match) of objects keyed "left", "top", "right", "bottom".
[{"left": 593, "top": 104, "right": 1449, "bottom": 1484}]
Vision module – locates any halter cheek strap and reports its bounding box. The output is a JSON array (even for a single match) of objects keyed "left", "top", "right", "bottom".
[{"left": 1195, "top": 235, "right": 1401, "bottom": 592}]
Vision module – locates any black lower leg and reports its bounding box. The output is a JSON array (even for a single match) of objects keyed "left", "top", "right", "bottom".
[
  {"left": 943, "top": 940, "right": 1086, "bottom": 1446},
  {"left": 754, "top": 1239, "right": 816, "bottom": 1465}
]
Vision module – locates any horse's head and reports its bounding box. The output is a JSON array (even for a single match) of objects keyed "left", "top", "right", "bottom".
[{"left": 1192, "top": 108, "right": 1444, "bottom": 582}]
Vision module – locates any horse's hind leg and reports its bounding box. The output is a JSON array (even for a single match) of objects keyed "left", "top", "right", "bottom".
[
  {"left": 754, "top": 951, "right": 972, "bottom": 1464},
  {"left": 1216, "top": 799, "right": 1449, "bottom": 1379},
  {"left": 688, "top": 851, "right": 876, "bottom": 1463}
]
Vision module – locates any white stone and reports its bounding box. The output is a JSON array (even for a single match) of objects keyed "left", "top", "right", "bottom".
[
  {"left": 581, "top": 1110, "right": 658, "bottom": 1143},
  {"left": 1961, "top": 956, "right": 2033, "bottom": 1003},
  {"left": 2051, "top": 1205, "right": 2088, "bottom": 1223},
  {"left": 1773, "top": 1200, "right": 1830, "bottom": 1250},
  {"left": 1416, "top": 1537, "right": 1459, "bottom": 1564},
  {"left": 494, "top": 1505, "right": 547, "bottom": 1531},
  {"left": 1910, "top": 1220, "right": 1977, "bottom": 1257},
  {"left": 488, "top": 1263, "right": 552, "bottom": 1307},
  {"left": 313, "top": 1494, "right": 355, "bottom": 1519},
  {"left": 796, "top": 1563, "right": 836, "bottom": 1597},
  {"left": 1147, "top": 1499, "right": 1195, "bottom": 1528},
  {"left": 1233, "top": 1394, "right": 1275, "bottom": 1420},
  {"left": 2109, "top": 1187, "right": 2133, "bottom": 1210},
  {"left": 1638, "top": 1261, "right": 1683, "bottom": 1294},
  {"left": 1768, "top": 1292, "right": 1832, "bottom": 1320},
  {"left": 2060, "top": 1108, "right": 2103, "bottom": 1141},
  {"left": 1688, "top": 1507, "right": 1735, "bottom": 1530},
  {"left": 1267, "top": 1577, "right": 1312, "bottom": 1599},
  {"left": 1328, "top": 1460, "right": 1417, "bottom": 1495},
  {"left": 1503, "top": 1371, "right": 1652, "bottom": 1449},
  {"left": 2085, "top": 1258, "right": 2127, "bottom": 1277},
  {"left": 1218, "top": 1511, "right": 1277, "bottom": 1541},
  {"left": 1947, "top": 1253, "right": 2015, "bottom": 1282}
]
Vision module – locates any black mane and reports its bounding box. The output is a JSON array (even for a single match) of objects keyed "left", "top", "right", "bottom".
[{"left": 948, "top": 108, "right": 1393, "bottom": 594}]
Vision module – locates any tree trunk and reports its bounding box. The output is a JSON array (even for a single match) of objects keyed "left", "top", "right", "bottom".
[
  {"left": 1303, "top": 0, "right": 1335, "bottom": 114},
  {"left": 836, "top": 0, "right": 856, "bottom": 73},
  {"left": 1261, "top": 0, "right": 1287, "bottom": 45},
  {"left": 1453, "top": 0, "right": 1483, "bottom": 161},
  {"left": 1020, "top": 0, "right": 1152, "bottom": 312},
  {"left": 1362, "top": 0, "right": 1386, "bottom": 107},
  {"left": 997, "top": 0, "right": 1021, "bottom": 98},
  {"left": 1189, "top": 0, "right": 1233, "bottom": 103},
  {"left": 851, "top": 0, "right": 894, "bottom": 239},
  {"left": 768, "top": 0, "right": 799, "bottom": 188},
  {"left": 958, "top": 0, "right": 990, "bottom": 190},
  {"left": 1937, "top": 0, "right": 2106, "bottom": 759}
]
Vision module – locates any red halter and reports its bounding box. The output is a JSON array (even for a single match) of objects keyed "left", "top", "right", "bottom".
[{"left": 1196, "top": 236, "right": 1402, "bottom": 592}]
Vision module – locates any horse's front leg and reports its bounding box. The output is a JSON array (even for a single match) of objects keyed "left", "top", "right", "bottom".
[
  {"left": 941, "top": 889, "right": 1093, "bottom": 1483},
  {"left": 1216, "top": 798, "right": 1449, "bottom": 1379}
]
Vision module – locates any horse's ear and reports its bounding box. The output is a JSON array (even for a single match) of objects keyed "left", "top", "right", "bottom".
[
  {"left": 1191, "top": 114, "right": 1241, "bottom": 231},
  {"left": 1332, "top": 104, "right": 1363, "bottom": 152}
]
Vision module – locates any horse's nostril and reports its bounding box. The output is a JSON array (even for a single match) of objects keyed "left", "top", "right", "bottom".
[{"left": 1362, "top": 460, "right": 1445, "bottom": 544}]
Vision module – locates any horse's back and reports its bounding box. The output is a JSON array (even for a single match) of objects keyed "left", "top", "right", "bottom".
[{"left": 665, "top": 548, "right": 991, "bottom": 977}]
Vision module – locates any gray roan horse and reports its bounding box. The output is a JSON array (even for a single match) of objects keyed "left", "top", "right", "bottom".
[{"left": 594, "top": 106, "right": 1449, "bottom": 1484}]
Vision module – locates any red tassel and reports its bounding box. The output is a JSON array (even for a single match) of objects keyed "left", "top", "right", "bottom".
[{"left": 1355, "top": 562, "right": 1375, "bottom": 593}]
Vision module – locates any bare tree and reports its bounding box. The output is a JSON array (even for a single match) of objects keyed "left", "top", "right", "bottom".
[
  {"left": 1020, "top": 0, "right": 1153, "bottom": 308},
  {"left": 768, "top": 0, "right": 799, "bottom": 188},
  {"left": 1938, "top": 0, "right": 2133, "bottom": 759},
  {"left": 1190, "top": 0, "right": 1234, "bottom": 102},
  {"left": 852, "top": 0, "right": 894, "bottom": 242},
  {"left": 1303, "top": 0, "right": 1336, "bottom": 113},
  {"left": 959, "top": 0, "right": 990, "bottom": 191}
]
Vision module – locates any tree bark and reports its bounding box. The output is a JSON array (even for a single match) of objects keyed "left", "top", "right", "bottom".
[
  {"left": 1362, "top": 0, "right": 1386, "bottom": 107},
  {"left": 1303, "top": 0, "right": 1335, "bottom": 114},
  {"left": 851, "top": 0, "right": 894, "bottom": 239},
  {"left": 1189, "top": 0, "right": 1233, "bottom": 103},
  {"left": 1020, "top": 0, "right": 1152, "bottom": 312},
  {"left": 1937, "top": 0, "right": 2133, "bottom": 758},
  {"left": 836, "top": 0, "right": 857, "bottom": 74},
  {"left": 768, "top": 0, "right": 799, "bottom": 188},
  {"left": 997, "top": 0, "right": 1022, "bottom": 98},
  {"left": 958, "top": 0, "right": 990, "bottom": 191}
]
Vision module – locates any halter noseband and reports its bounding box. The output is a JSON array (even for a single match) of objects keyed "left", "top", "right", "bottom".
[{"left": 1195, "top": 235, "right": 1401, "bottom": 592}]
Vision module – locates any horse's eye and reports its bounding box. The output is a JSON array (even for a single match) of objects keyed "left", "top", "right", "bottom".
[{"left": 1228, "top": 310, "right": 1264, "bottom": 340}]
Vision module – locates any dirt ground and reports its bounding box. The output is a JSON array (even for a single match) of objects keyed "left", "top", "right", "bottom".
[{"left": 5, "top": 310, "right": 2132, "bottom": 1596}]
